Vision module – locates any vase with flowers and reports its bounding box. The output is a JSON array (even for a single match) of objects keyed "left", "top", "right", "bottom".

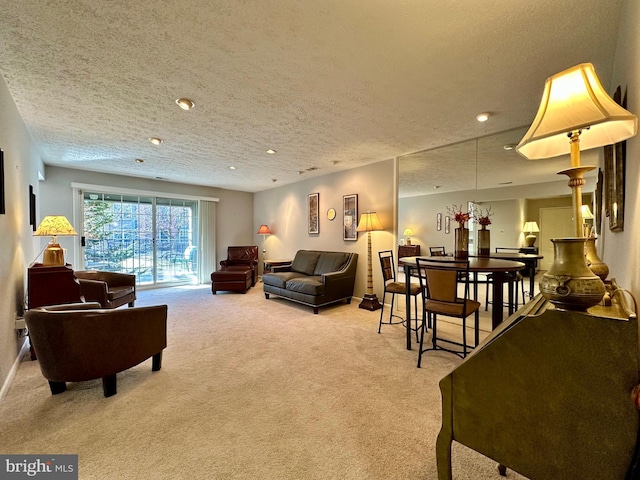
[
  {"left": 448, "top": 204, "right": 471, "bottom": 259},
  {"left": 475, "top": 206, "right": 493, "bottom": 257}
]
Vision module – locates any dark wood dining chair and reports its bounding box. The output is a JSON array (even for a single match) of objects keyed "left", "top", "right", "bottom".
[
  {"left": 378, "top": 250, "right": 422, "bottom": 341},
  {"left": 429, "top": 246, "right": 447, "bottom": 256},
  {"left": 415, "top": 257, "right": 480, "bottom": 367}
]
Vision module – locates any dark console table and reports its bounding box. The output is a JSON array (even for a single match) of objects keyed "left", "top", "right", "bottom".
[{"left": 27, "top": 263, "right": 83, "bottom": 359}]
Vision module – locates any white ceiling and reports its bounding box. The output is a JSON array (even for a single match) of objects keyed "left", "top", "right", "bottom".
[{"left": 0, "top": 0, "right": 624, "bottom": 193}]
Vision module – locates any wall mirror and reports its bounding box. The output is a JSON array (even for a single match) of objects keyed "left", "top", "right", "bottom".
[{"left": 397, "top": 126, "right": 599, "bottom": 270}]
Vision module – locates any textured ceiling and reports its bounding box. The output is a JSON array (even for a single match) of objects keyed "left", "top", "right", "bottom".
[{"left": 0, "top": 0, "right": 624, "bottom": 193}]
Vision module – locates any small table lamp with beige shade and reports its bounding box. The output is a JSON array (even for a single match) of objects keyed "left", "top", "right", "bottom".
[
  {"left": 402, "top": 228, "right": 413, "bottom": 246},
  {"left": 33, "top": 215, "right": 78, "bottom": 266},
  {"left": 516, "top": 63, "right": 637, "bottom": 310},
  {"left": 522, "top": 221, "right": 540, "bottom": 247}
]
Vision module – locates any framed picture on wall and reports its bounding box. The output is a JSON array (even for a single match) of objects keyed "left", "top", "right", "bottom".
[
  {"left": 29, "top": 185, "right": 36, "bottom": 230},
  {"left": 445, "top": 215, "right": 451, "bottom": 234},
  {"left": 604, "top": 85, "right": 626, "bottom": 232},
  {"left": 437, "top": 213, "right": 442, "bottom": 231},
  {"left": 343, "top": 194, "right": 358, "bottom": 241},
  {"left": 308, "top": 193, "right": 319, "bottom": 234}
]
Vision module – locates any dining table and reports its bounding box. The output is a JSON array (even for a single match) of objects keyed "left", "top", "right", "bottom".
[
  {"left": 399, "top": 256, "right": 525, "bottom": 350},
  {"left": 471, "top": 251, "right": 543, "bottom": 300}
]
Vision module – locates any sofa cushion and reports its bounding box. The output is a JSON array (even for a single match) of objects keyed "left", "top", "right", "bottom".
[
  {"left": 262, "top": 272, "right": 306, "bottom": 288},
  {"left": 291, "top": 250, "right": 321, "bottom": 276},
  {"left": 108, "top": 286, "right": 135, "bottom": 301},
  {"left": 285, "top": 276, "right": 325, "bottom": 296},
  {"left": 313, "top": 252, "right": 349, "bottom": 276}
]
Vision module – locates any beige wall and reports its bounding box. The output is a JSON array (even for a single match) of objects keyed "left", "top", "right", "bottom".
[
  {"left": 38, "top": 166, "right": 254, "bottom": 275},
  {"left": 253, "top": 159, "right": 396, "bottom": 301},
  {"left": 0, "top": 74, "right": 44, "bottom": 394},
  {"left": 600, "top": 0, "right": 640, "bottom": 298}
]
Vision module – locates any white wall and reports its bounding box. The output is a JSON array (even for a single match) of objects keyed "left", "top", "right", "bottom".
[
  {"left": 253, "top": 159, "right": 396, "bottom": 301},
  {"left": 601, "top": 0, "right": 640, "bottom": 298},
  {"left": 0, "top": 74, "right": 44, "bottom": 392}
]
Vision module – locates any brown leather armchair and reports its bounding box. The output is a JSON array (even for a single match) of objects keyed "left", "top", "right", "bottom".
[
  {"left": 74, "top": 270, "right": 136, "bottom": 308},
  {"left": 219, "top": 246, "right": 259, "bottom": 286},
  {"left": 25, "top": 302, "right": 167, "bottom": 397}
]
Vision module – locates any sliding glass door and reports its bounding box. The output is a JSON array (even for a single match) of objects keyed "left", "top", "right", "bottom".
[{"left": 81, "top": 191, "right": 199, "bottom": 286}]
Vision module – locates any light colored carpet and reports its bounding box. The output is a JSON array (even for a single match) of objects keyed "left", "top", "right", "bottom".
[{"left": 0, "top": 284, "right": 527, "bottom": 479}]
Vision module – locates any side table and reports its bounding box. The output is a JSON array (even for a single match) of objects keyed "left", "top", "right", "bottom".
[{"left": 263, "top": 259, "right": 292, "bottom": 274}]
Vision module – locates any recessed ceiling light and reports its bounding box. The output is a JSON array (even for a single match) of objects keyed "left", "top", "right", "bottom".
[
  {"left": 266, "top": 149, "right": 276, "bottom": 154},
  {"left": 331, "top": 160, "right": 339, "bottom": 165},
  {"left": 135, "top": 158, "right": 145, "bottom": 164},
  {"left": 229, "top": 166, "right": 237, "bottom": 170},
  {"left": 272, "top": 179, "right": 278, "bottom": 182},
  {"left": 175, "top": 98, "right": 195, "bottom": 111},
  {"left": 476, "top": 112, "right": 490, "bottom": 122},
  {"left": 149, "top": 137, "right": 163, "bottom": 145},
  {"left": 298, "top": 170, "right": 304, "bottom": 175}
]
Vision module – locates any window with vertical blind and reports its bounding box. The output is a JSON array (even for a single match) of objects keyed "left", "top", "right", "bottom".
[{"left": 73, "top": 184, "right": 218, "bottom": 287}]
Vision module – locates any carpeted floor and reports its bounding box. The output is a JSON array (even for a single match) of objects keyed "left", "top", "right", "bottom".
[{"left": 0, "top": 284, "right": 527, "bottom": 479}]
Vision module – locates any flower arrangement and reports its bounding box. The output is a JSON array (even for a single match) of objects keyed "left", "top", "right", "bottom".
[
  {"left": 447, "top": 204, "right": 471, "bottom": 227},
  {"left": 474, "top": 206, "right": 493, "bottom": 227}
]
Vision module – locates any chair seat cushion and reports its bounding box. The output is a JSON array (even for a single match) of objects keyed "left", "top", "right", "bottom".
[
  {"left": 108, "top": 286, "right": 135, "bottom": 301},
  {"left": 211, "top": 269, "right": 252, "bottom": 282},
  {"left": 285, "top": 276, "right": 324, "bottom": 295},
  {"left": 262, "top": 272, "right": 305, "bottom": 288},
  {"left": 426, "top": 298, "right": 481, "bottom": 317},
  {"left": 386, "top": 281, "right": 421, "bottom": 295}
]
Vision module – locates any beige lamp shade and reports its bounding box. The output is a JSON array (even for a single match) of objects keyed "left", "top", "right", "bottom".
[
  {"left": 522, "top": 221, "right": 540, "bottom": 248},
  {"left": 581, "top": 205, "right": 594, "bottom": 220},
  {"left": 33, "top": 215, "right": 78, "bottom": 266},
  {"left": 356, "top": 212, "right": 383, "bottom": 232},
  {"left": 257, "top": 224, "right": 272, "bottom": 235},
  {"left": 516, "top": 63, "right": 638, "bottom": 160}
]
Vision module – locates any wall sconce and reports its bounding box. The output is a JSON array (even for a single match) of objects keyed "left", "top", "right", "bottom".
[{"left": 33, "top": 215, "right": 78, "bottom": 266}]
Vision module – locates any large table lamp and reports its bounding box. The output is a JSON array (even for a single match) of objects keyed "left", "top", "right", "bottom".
[
  {"left": 516, "top": 63, "right": 638, "bottom": 237},
  {"left": 356, "top": 212, "right": 383, "bottom": 311},
  {"left": 33, "top": 215, "right": 78, "bottom": 266}
]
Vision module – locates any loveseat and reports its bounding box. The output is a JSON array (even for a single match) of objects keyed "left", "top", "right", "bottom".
[{"left": 262, "top": 250, "right": 358, "bottom": 313}]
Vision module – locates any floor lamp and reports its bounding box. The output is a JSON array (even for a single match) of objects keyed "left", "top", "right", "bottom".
[
  {"left": 257, "top": 224, "right": 272, "bottom": 255},
  {"left": 516, "top": 63, "right": 637, "bottom": 237},
  {"left": 356, "top": 212, "right": 383, "bottom": 311}
]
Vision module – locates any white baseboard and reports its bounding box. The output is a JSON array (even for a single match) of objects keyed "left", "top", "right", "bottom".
[{"left": 0, "top": 340, "right": 30, "bottom": 404}]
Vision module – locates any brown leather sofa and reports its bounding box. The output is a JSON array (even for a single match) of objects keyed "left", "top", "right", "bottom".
[
  {"left": 25, "top": 302, "right": 167, "bottom": 397},
  {"left": 262, "top": 250, "right": 358, "bottom": 313},
  {"left": 74, "top": 270, "right": 136, "bottom": 308},
  {"left": 219, "top": 245, "right": 259, "bottom": 286}
]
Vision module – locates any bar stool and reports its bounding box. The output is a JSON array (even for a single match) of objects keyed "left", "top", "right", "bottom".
[{"left": 378, "top": 250, "right": 421, "bottom": 341}]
